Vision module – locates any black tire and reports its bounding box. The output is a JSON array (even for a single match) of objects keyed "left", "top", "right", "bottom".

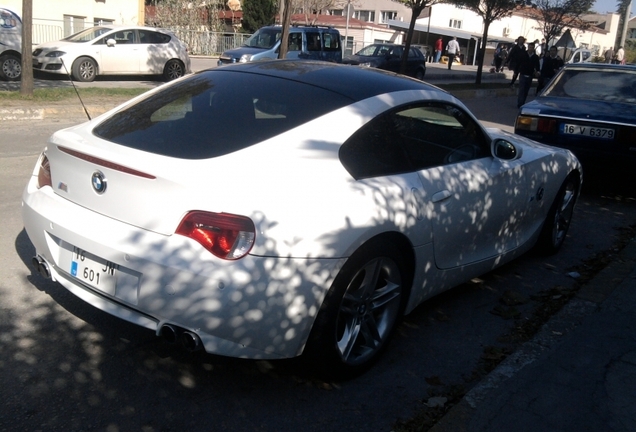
[
  {"left": 536, "top": 172, "right": 580, "bottom": 255},
  {"left": 163, "top": 59, "right": 185, "bottom": 81},
  {"left": 415, "top": 67, "right": 425, "bottom": 80},
  {"left": 304, "top": 239, "right": 409, "bottom": 380},
  {"left": 72, "top": 57, "right": 97, "bottom": 82},
  {"left": 0, "top": 54, "right": 21, "bottom": 81}
]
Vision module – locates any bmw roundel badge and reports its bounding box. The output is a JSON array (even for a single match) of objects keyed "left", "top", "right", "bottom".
[{"left": 91, "top": 171, "right": 107, "bottom": 194}]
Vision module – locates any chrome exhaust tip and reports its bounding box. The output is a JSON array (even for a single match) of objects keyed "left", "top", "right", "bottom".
[
  {"left": 32, "top": 256, "right": 51, "bottom": 279},
  {"left": 160, "top": 324, "right": 179, "bottom": 344},
  {"left": 181, "top": 331, "right": 202, "bottom": 352}
]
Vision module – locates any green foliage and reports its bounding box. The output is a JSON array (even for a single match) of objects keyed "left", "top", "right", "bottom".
[{"left": 241, "top": 0, "right": 277, "bottom": 33}]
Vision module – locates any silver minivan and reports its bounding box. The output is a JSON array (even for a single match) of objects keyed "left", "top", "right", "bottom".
[{"left": 218, "top": 25, "right": 342, "bottom": 65}]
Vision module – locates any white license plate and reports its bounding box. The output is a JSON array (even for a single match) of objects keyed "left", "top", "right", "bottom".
[
  {"left": 70, "top": 247, "right": 118, "bottom": 294},
  {"left": 561, "top": 124, "right": 615, "bottom": 139}
]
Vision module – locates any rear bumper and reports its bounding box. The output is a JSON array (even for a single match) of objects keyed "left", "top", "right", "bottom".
[{"left": 22, "top": 176, "right": 341, "bottom": 359}]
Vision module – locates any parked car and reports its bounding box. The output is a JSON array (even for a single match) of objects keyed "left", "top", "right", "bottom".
[
  {"left": 217, "top": 25, "right": 342, "bottom": 65},
  {"left": 23, "top": 60, "right": 581, "bottom": 378},
  {"left": 342, "top": 43, "right": 426, "bottom": 79},
  {"left": 515, "top": 63, "right": 636, "bottom": 166},
  {"left": 0, "top": 5, "right": 22, "bottom": 81},
  {"left": 32, "top": 25, "right": 191, "bottom": 82}
]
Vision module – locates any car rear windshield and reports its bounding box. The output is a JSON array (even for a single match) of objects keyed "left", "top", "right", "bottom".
[
  {"left": 93, "top": 70, "right": 354, "bottom": 159},
  {"left": 543, "top": 68, "right": 636, "bottom": 104}
]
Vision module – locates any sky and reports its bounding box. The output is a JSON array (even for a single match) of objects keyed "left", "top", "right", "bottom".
[{"left": 592, "top": 0, "right": 636, "bottom": 16}]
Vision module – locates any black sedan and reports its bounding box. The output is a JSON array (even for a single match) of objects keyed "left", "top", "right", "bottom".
[
  {"left": 343, "top": 43, "right": 426, "bottom": 79},
  {"left": 515, "top": 63, "right": 636, "bottom": 167}
]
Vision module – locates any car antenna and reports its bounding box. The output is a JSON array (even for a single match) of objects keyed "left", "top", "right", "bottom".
[{"left": 60, "top": 58, "right": 92, "bottom": 121}]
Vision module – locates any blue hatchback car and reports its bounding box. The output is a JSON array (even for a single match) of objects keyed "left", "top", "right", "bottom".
[{"left": 515, "top": 63, "right": 636, "bottom": 166}]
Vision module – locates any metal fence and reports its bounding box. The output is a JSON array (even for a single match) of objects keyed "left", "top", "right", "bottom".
[
  {"left": 168, "top": 30, "right": 251, "bottom": 56},
  {"left": 28, "top": 20, "right": 250, "bottom": 56},
  {"left": 32, "top": 23, "right": 64, "bottom": 45}
]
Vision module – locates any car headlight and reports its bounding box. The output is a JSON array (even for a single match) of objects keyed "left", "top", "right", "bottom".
[
  {"left": 45, "top": 51, "right": 66, "bottom": 58},
  {"left": 239, "top": 54, "right": 252, "bottom": 63}
]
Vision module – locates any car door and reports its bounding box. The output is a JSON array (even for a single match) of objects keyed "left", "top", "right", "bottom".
[
  {"left": 98, "top": 30, "right": 140, "bottom": 74},
  {"left": 383, "top": 102, "right": 530, "bottom": 269}
]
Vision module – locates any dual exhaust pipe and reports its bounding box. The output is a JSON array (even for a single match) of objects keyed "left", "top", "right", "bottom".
[
  {"left": 32, "top": 256, "right": 202, "bottom": 353},
  {"left": 32, "top": 256, "right": 51, "bottom": 279},
  {"left": 160, "top": 324, "right": 203, "bottom": 352}
]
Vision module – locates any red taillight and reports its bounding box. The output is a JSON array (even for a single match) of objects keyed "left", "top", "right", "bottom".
[
  {"left": 537, "top": 118, "right": 557, "bottom": 133},
  {"left": 37, "top": 154, "right": 52, "bottom": 189},
  {"left": 176, "top": 211, "right": 256, "bottom": 260}
]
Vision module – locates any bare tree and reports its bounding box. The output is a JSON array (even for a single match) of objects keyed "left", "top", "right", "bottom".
[
  {"left": 446, "top": 0, "right": 517, "bottom": 84},
  {"left": 393, "top": 0, "right": 443, "bottom": 74},
  {"left": 292, "top": 0, "right": 341, "bottom": 24},
  {"left": 532, "top": 0, "right": 594, "bottom": 47},
  {"left": 20, "top": 0, "right": 33, "bottom": 96},
  {"left": 149, "top": 0, "right": 222, "bottom": 30}
]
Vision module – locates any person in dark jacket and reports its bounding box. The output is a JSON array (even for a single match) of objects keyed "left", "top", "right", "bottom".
[
  {"left": 506, "top": 37, "right": 526, "bottom": 87},
  {"left": 536, "top": 45, "right": 564, "bottom": 95},
  {"left": 516, "top": 42, "right": 540, "bottom": 108}
]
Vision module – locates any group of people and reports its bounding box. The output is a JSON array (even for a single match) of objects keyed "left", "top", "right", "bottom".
[
  {"left": 434, "top": 36, "right": 461, "bottom": 70},
  {"left": 603, "top": 46, "right": 626, "bottom": 64},
  {"left": 503, "top": 36, "right": 564, "bottom": 108}
]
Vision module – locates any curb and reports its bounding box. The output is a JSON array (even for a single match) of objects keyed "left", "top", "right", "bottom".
[{"left": 429, "top": 236, "right": 636, "bottom": 432}]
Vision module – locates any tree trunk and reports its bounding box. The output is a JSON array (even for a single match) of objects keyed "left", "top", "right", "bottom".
[
  {"left": 278, "top": 0, "right": 293, "bottom": 59},
  {"left": 400, "top": 6, "right": 423, "bottom": 74},
  {"left": 475, "top": 21, "right": 491, "bottom": 85},
  {"left": 20, "top": 0, "right": 33, "bottom": 96}
]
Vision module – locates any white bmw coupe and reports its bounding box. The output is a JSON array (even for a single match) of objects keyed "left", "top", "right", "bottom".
[{"left": 22, "top": 60, "right": 581, "bottom": 378}]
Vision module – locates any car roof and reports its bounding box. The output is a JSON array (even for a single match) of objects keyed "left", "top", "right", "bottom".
[
  {"left": 562, "top": 63, "right": 636, "bottom": 72},
  {"left": 213, "top": 59, "right": 441, "bottom": 102}
]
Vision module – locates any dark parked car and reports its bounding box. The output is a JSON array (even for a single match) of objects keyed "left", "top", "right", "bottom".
[
  {"left": 342, "top": 43, "right": 426, "bottom": 79},
  {"left": 515, "top": 63, "right": 636, "bottom": 166}
]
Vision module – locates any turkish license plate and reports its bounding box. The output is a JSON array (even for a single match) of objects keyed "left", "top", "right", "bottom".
[
  {"left": 70, "top": 247, "right": 118, "bottom": 294},
  {"left": 561, "top": 124, "right": 615, "bottom": 139}
]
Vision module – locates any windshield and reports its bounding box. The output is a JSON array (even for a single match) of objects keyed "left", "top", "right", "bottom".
[
  {"left": 244, "top": 28, "right": 281, "bottom": 49},
  {"left": 63, "top": 26, "right": 112, "bottom": 42},
  {"left": 543, "top": 68, "right": 636, "bottom": 104}
]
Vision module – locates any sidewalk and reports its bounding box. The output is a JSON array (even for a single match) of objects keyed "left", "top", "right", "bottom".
[{"left": 430, "top": 235, "right": 636, "bottom": 432}]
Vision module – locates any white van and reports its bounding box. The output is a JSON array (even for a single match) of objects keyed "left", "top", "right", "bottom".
[
  {"left": 0, "top": 5, "right": 22, "bottom": 81},
  {"left": 566, "top": 48, "right": 592, "bottom": 64}
]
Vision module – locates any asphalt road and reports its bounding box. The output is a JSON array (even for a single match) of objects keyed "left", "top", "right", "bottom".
[{"left": 0, "top": 95, "right": 634, "bottom": 432}]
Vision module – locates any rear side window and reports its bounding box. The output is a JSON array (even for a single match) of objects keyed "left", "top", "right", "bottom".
[
  {"left": 323, "top": 32, "right": 341, "bottom": 51},
  {"left": 93, "top": 71, "right": 353, "bottom": 159},
  {"left": 139, "top": 30, "right": 171, "bottom": 44}
]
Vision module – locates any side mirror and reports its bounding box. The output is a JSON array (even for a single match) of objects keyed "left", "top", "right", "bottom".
[
  {"left": 492, "top": 139, "right": 521, "bottom": 160},
  {"left": 106, "top": 38, "right": 116, "bottom": 47}
]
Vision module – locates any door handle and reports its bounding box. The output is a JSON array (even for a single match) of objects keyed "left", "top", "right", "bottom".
[{"left": 432, "top": 190, "right": 452, "bottom": 203}]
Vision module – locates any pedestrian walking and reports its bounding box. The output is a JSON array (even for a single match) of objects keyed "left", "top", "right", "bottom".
[
  {"left": 506, "top": 36, "right": 526, "bottom": 87},
  {"left": 604, "top": 46, "right": 615, "bottom": 63},
  {"left": 536, "top": 45, "right": 563, "bottom": 95},
  {"left": 494, "top": 43, "right": 508, "bottom": 72},
  {"left": 434, "top": 37, "right": 443, "bottom": 63},
  {"left": 616, "top": 46, "right": 625, "bottom": 65},
  {"left": 516, "top": 42, "right": 540, "bottom": 108},
  {"left": 446, "top": 37, "right": 460, "bottom": 70}
]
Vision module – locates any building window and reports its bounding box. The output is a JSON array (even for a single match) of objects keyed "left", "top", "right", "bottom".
[
  {"left": 449, "top": 19, "right": 462, "bottom": 29},
  {"left": 94, "top": 18, "right": 114, "bottom": 25},
  {"left": 353, "top": 10, "right": 375, "bottom": 22},
  {"left": 330, "top": 9, "right": 343, "bottom": 16},
  {"left": 63, "top": 15, "right": 86, "bottom": 37},
  {"left": 380, "top": 11, "right": 397, "bottom": 23}
]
